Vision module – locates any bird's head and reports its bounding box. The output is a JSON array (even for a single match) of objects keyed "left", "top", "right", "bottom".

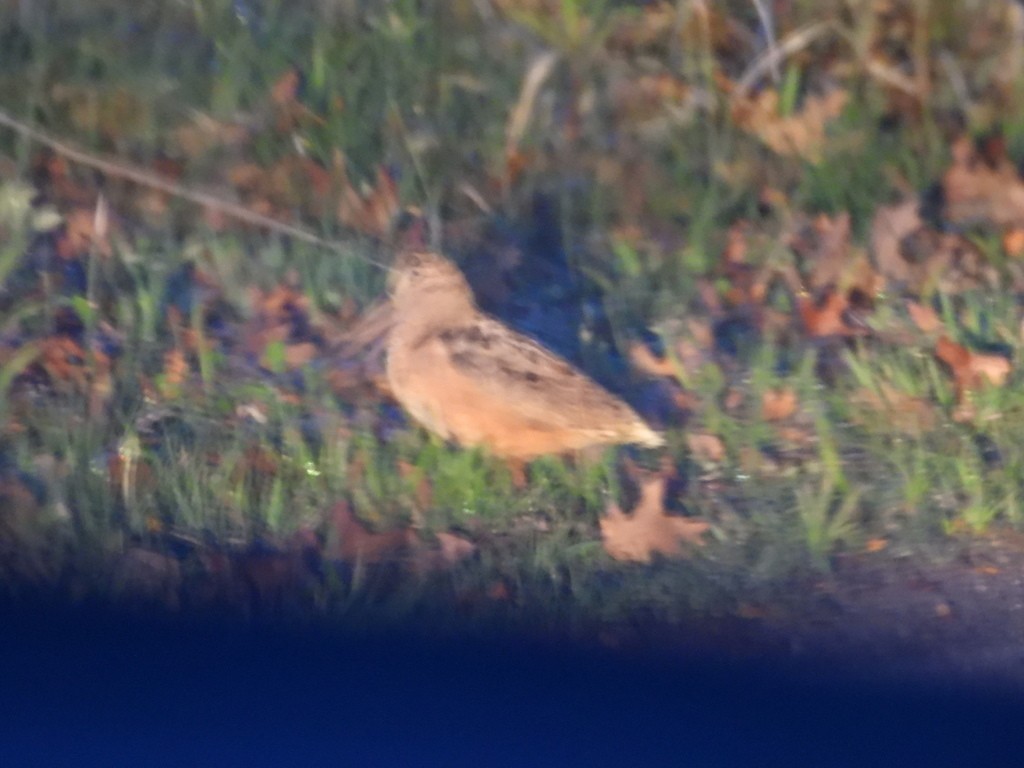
[{"left": 388, "top": 250, "right": 474, "bottom": 307}]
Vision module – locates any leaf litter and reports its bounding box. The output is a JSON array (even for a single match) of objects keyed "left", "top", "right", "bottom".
[{"left": 4, "top": 3, "right": 1024, "bottom": 668}]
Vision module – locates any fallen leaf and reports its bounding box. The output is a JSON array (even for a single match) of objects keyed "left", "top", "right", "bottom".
[
  {"left": 435, "top": 531, "right": 477, "bottom": 564},
  {"left": 325, "top": 500, "right": 415, "bottom": 563},
  {"left": 629, "top": 342, "right": 676, "bottom": 378},
  {"left": 789, "top": 212, "right": 879, "bottom": 294},
  {"left": 600, "top": 475, "right": 709, "bottom": 563},
  {"left": 871, "top": 199, "right": 922, "bottom": 285},
  {"left": 1003, "top": 227, "right": 1024, "bottom": 258},
  {"left": 943, "top": 135, "right": 1024, "bottom": 226},
  {"left": 283, "top": 341, "right": 318, "bottom": 368},
  {"left": 731, "top": 88, "right": 849, "bottom": 163},
  {"left": 761, "top": 388, "right": 798, "bottom": 422},
  {"left": 397, "top": 459, "right": 433, "bottom": 511},
  {"left": 270, "top": 66, "right": 302, "bottom": 109},
  {"left": 905, "top": 300, "right": 944, "bottom": 334},
  {"left": 159, "top": 347, "right": 189, "bottom": 399},
  {"left": 935, "top": 335, "right": 1012, "bottom": 398},
  {"left": 407, "top": 531, "right": 478, "bottom": 575},
  {"left": 850, "top": 384, "right": 937, "bottom": 435},
  {"left": 798, "top": 288, "right": 855, "bottom": 337},
  {"left": 334, "top": 153, "right": 400, "bottom": 237},
  {"left": 686, "top": 432, "right": 725, "bottom": 464}
]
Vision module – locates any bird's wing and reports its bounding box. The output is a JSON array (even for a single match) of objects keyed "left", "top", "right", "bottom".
[{"left": 433, "top": 315, "right": 642, "bottom": 431}]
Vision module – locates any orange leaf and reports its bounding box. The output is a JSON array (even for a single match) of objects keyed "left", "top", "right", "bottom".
[
  {"left": 283, "top": 342, "right": 318, "bottom": 368},
  {"left": 160, "top": 347, "right": 189, "bottom": 399},
  {"left": 407, "top": 531, "right": 478, "bottom": 575},
  {"left": 1003, "top": 227, "right": 1024, "bottom": 258},
  {"left": 270, "top": 67, "right": 302, "bottom": 108},
  {"left": 335, "top": 155, "right": 400, "bottom": 238},
  {"left": 761, "top": 388, "right": 798, "bottom": 421},
  {"left": 628, "top": 342, "right": 676, "bottom": 378},
  {"left": 935, "top": 335, "right": 1012, "bottom": 396},
  {"left": 798, "top": 289, "right": 853, "bottom": 337},
  {"left": 850, "top": 384, "right": 937, "bottom": 435},
  {"left": 686, "top": 432, "right": 725, "bottom": 464},
  {"left": 943, "top": 135, "right": 1024, "bottom": 226},
  {"left": 325, "top": 500, "right": 415, "bottom": 563},
  {"left": 731, "top": 89, "right": 848, "bottom": 163},
  {"left": 905, "top": 300, "right": 944, "bottom": 334},
  {"left": 600, "top": 476, "right": 709, "bottom": 563}
]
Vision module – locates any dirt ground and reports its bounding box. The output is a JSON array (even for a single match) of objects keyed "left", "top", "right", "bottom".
[{"left": 604, "top": 532, "right": 1024, "bottom": 690}]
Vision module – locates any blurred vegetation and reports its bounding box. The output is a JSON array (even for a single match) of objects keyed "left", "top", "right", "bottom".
[{"left": 2, "top": 0, "right": 1024, "bottom": 635}]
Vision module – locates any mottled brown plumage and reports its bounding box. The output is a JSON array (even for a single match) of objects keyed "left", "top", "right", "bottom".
[{"left": 385, "top": 250, "right": 664, "bottom": 459}]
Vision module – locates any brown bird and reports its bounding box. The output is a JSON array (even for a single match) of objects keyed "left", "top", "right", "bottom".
[{"left": 385, "top": 249, "right": 664, "bottom": 459}]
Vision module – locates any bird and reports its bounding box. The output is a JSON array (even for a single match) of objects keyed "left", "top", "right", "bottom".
[{"left": 384, "top": 249, "right": 664, "bottom": 460}]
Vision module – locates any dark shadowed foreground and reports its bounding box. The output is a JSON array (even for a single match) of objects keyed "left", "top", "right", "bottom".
[{"left": 1, "top": 597, "right": 1023, "bottom": 768}]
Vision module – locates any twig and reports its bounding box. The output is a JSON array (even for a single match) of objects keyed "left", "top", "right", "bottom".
[
  {"left": 735, "top": 21, "right": 833, "bottom": 97},
  {"left": 0, "top": 107, "right": 388, "bottom": 268}
]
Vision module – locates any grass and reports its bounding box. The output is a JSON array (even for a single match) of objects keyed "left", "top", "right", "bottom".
[{"left": 2, "top": 0, "right": 1024, "bottom": 631}]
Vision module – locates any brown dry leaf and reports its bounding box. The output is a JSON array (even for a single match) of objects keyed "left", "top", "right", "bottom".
[
  {"left": 407, "top": 531, "right": 478, "bottom": 575},
  {"left": 173, "top": 114, "right": 251, "bottom": 158},
  {"left": 434, "top": 531, "right": 476, "bottom": 565},
  {"left": 686, "top": 432, "right": 725, "bottom": 464},
  {"left": 36, "top": 336, "right": 89, "bottom": 391},
  {"left": 397, "top": 459, "right": 433, "bottom": 512},
  {"left": 870, "top": 197, "right": 992, "bottom": 293},
  {"left": 943, "top": 135, "right": 1024, "bottom": 226},
  {"left": 608, "top": 71, "right": 690, "bottom": 126},
  {"left": 761, "top": 388, "right": 798, "bottom": 421},
  {"left": 159, "top": 347, "right": 189, "bottom": 399},
  {"left": 935, "top": 335, "right": 1012, "bottom": 397},
  {"left": 268, "top": 67, "right": 324, "bottom": 134},
  {"left": 723, "top": 387, "right": 744, "bottom": 412},
  {"left": 1004, "top": 227, "right": 1024, "bottom": 258},
  {"left": 600, "top": 475, "right": 709, "bottom": 563},
  {"left": 905, "top": 300, "right": 944, "bottom": 334},
  {"left": 871, "top": 198, "right": 924, "bottom": 285},
  {"left": 798, "top": 289, "right": 856, "bottom": 337},
  {"left": 606, "top": 1, "right": 677, "bottom": 51},
  {"left": 334, "top": 153, "right": 400, "bottom": 237},
  {"left": 244, "top": 284, "right": 331, "bottom": 371},
  {"left": 850, "top": 384, "right": 938, "bottom": 435},
  {"left": 731, "top": 89, "right": 849, "bottom": 163},
  {"left": 791, "top": 214, "right": 883, "bottom": 301},
  {"left": 629, "top": 342, "right": 676, "bottom": 378},
  {"left": 325, "top": 500, "right": 415, "bottom": 563},
  {"left": 673, "top": 319, "right": 714, "bottom": 374},
  {"left": 270, "top": 67, "right": 302, "bottom": 109},
  {"left": 283, "top": 342, "right": 318, "bottom": 369},
  {"left": 58, "top": 206, "right": 113, "bottom": 259}
]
